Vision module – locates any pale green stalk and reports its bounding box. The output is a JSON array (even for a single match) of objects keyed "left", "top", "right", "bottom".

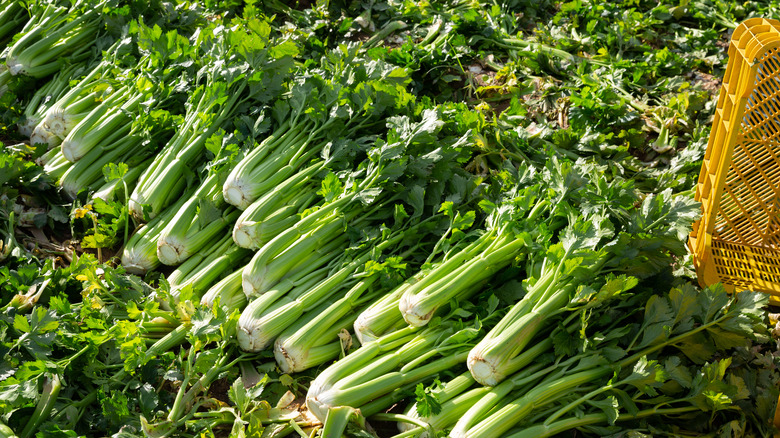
[
  {"left": 30, "top": 124, "right": 61, "bottom": 149},
  {"left": 60, "top": 87, "right": 140, "bottom": 162},
  {"left": 468, "top": 242, "right": 612, "bottom": 386},
  {"left": 130, "top": 80, "right": 247, "bottom": 219},
  {"left": 320, "top": 406, "right": 361, "bottom": 438},
  {"left": 306, "top": 326, "right": 422, "bottom": 420},
  {"left": 18, "top": 62, "right": 82, "bottom": 137},
  {"left": 42, "top": 149, "right": 71, "bottom": 181},
  {"left": 309, "top": 346, "right": 467, "bottom": 422},
  {"left": 505, "top": 407, "right": 704, "bottom": 438},
  {"left": 450, "top": 341, "right": 562, "bottom": 437},
  {"left": 36, "top": 58, "right": 112, "bottom": 140},
  {"left": 45, "top": 91, "right": 101, "bottom": 138},
  {"left": 461, "top": 365, "right": 612, "bottom": 438},
  {"left": 273, "top": 278, "right": 379, "bottom": 373},
  {"left": 0, "top": 1, "right": 25, "bottom": 44},
  {"left": 353, "top": 283, "right": 412, "bottom": 345},
  {"left": 91, "top": 159, "right": 150, "bottom": 202},
  {"left": 223, "top": 120, "right": 309, "bottom": 209},
  {"left": 200, "top": 268, "right": 246, "bottom": 310},
  {"left": 236, "top": 267, "right": 330, "bottom": 349},
  {"left": 35, "top": 147, "right": 61, "bottom": 167},
  {"left": 121, "top": 195, "right": 191, "bottom": 275},
  {"left": 241, "top": 217, "right": 352, "bottom": 297},
  {"left": 236, "top": 238, "right": 351, "bottom": 351},
  {"left": 157, "top": 173, "right": 240, "bottom": 265},
  {"left": 6, "top": 1, "right": 100, "bottom": 78},
  {"left": 19, "top": 374, "right": 61, "bottom": 438},
  {"left": 401, "top": 387, "right": 490, "bottom": 437},
  {"left": 398, "top": 194, "right": 553, "bottom": 328},
  {"left": 59, "top": 131, "right": 141, "bottom": 198},
  {"left": 399, "top": 233, "right": 522, "bottom": 326},
  {"left": 242, "top": 220, "right": 421, "bottom": 354},
  {"left": 232, "top": 161, "right": 322, "bottom": 249},
  {"left": 307, "top": 298, "right": 494, "bottom": 424},
  {"left": 167, "top": 236, "right": 250, "bottom": 303}
]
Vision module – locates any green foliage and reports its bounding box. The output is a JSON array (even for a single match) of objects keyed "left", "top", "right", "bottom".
[
  {"left": 0, "top": 1, "right": 778, "bottom": 437},
  {"left": 414, "top": 378, "right": 443, "bottom": 417}
]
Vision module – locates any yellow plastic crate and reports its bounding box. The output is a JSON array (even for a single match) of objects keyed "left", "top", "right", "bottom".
[
  {"left": 689, "top": 17, "right": 780, "bottom": 305},
  {"left": 687, "top": 17, "right": 780, "bottom": 432}
]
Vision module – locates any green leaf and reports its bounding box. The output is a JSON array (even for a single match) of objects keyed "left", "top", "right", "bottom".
[
  {"left": 48, "top": 205, "right": 69, "bottom": 224},
  {"left": 0, "top": 361, "right": 14, "bottom": 382},
  {"left": 13, "top": 314, "right": 30, "bottom": 333},
  {"left": 561, "top": 215, "right": 614, "bottom": 253},
  {"left": 15, "top": 359, "right": 48, "bottom": 381},
  {"left": 126, "top": 301, "right": 143, "bottom": 320},
  {"left": 437, "top": 199, "right": 455, "bottom": 218},
  {"left": 245, "top": 17, "right": 271, "bottom": 39},
  {"left": 230, "top": 417, "right": 247, "bottom": 438},
  {"left": 356, "top": 187, "right": 383, "bottom": 205},
  {"left": 637, "top": 294, "right": 674, "bottom": 348},
  {"left": 246, "top": 374, "right": 268, "bottom": 401},
  {"left": 204, "top": 132, "right": 223, "bottom": 158},
  {"left": 279, "top": 374, "right": 294, "bottom": 388},
  {"left": 487, "top": 295, "right": 500, "bottom": 315},
  {"left": 48, "top": 295, "right": 71, "bottom": 315},
  {"left": 120, "top": 336, "right": 146, "bottom": 373},
  {"left": 666, "top": 284, "right": 698, "bottom": 335},
  {"left": 99, "top": 388, "right": 131, "bottom": 428},
  {"left": 229, "top": 377, "right": 249, "bottom": 413},
  {"left": 706, "top": 326, "right": 749, "bottom": 351},
  {"left": 452, "top": 211, "right": 475, "bottom": 232},
  {"left": 622, "top": 357, "right": 666, "bottom": 396},
  {"left": 197, "top": 198, "right": 223, "bottom": 228},
  {"left": 393, "top": 204, "right": 409, "bottom": 225},
  {"left": 0, "top": 378, "right": 38, "bottom": 408},
  {"left": 139, "top": 383, "right": 159, "bottom": 418},
  {"left": 82, "top": 233, "right": 113, "bottom": 249},
  {"left": 675, "top": 332, "right": 716, "bottom": 364},
  {"left": 612, "top": 388, "right": 639, "bottom": 416},
  {"left": 247, "top": 414, "right": 265, "bottom": 436},
  {"left": 36, "top": 424, "right": 80, "bottom": 437},
  {"left": 729, "top": 291, "right": 767, "bottom": 321},
  {"left": 698, "top": 283, "right": 731, "bottom": 325},
  {"left": 663, "top": 356, "right": 693, "bottom": 388},
  {"left": 727, "top": 374, "right": 751, "bottom": 402},
  {"left": 318, "top": 173, "right": 343, "bottom": 203},
  {"left": 588, "top": 395, "right": 619, "bottom": 425},
  {"left": 193, "top": 349, "right": 221, "bottom": 375},
  {"left": 629, "top": 189, "right": 699, "bottom": 244},
  {"left": 414, "top": 379, "right": 442, "bottom": 417},
  {"left": 552, "top": 324, "right": 578, "bottom": 357},
  {"left": 597, "top": 275, "right": 638, "bottom": 301},
  {"left": 15, "top": 308, "right": 59, "bottom": 358},
  {"left": 269, "top": 40, "right": 299, "bottom": 59},
  {"left": 406, "top": 186, "right": 425, "bottom": 218},
  {"left": 220, "top": 310, "right": 240, "bottom": 341},
  {"left": 103, "top": 162, "right": 129, "bottom": 183},
  {"left": 703, "top": 390, "right": 733, "bottom": 411},
  {"left": 478, "top": 199, "right": 497, "bottom": 215},
  {"left": 189, "top": 307, "right": 223, "bottom": 345},
  {"left": 92, "top": 198, "right": 123, "bottom": 217},
  {"left": 602, "top": 347, "right": 626, "bottom": 362},
  {"left": 720, "top": 291, "right": 768, "bottom": 337}
]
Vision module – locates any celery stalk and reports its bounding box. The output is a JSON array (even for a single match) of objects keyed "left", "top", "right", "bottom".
[{"left": 157, "top": 173, "right": 240, "bottom": 265}]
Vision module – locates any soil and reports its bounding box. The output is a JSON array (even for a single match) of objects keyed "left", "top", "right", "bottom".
[{"left": 207, "top": 377, "right": 232, "bottom": 405}]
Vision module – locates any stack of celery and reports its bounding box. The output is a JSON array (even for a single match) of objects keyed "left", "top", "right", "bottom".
[{"left": 1, "top": 1, "right": 777, "bottom": 437}]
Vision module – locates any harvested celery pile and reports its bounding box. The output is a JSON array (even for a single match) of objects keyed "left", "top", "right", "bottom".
[{"left": 0, "top": 1, "right": 779, "bottom": 437}]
